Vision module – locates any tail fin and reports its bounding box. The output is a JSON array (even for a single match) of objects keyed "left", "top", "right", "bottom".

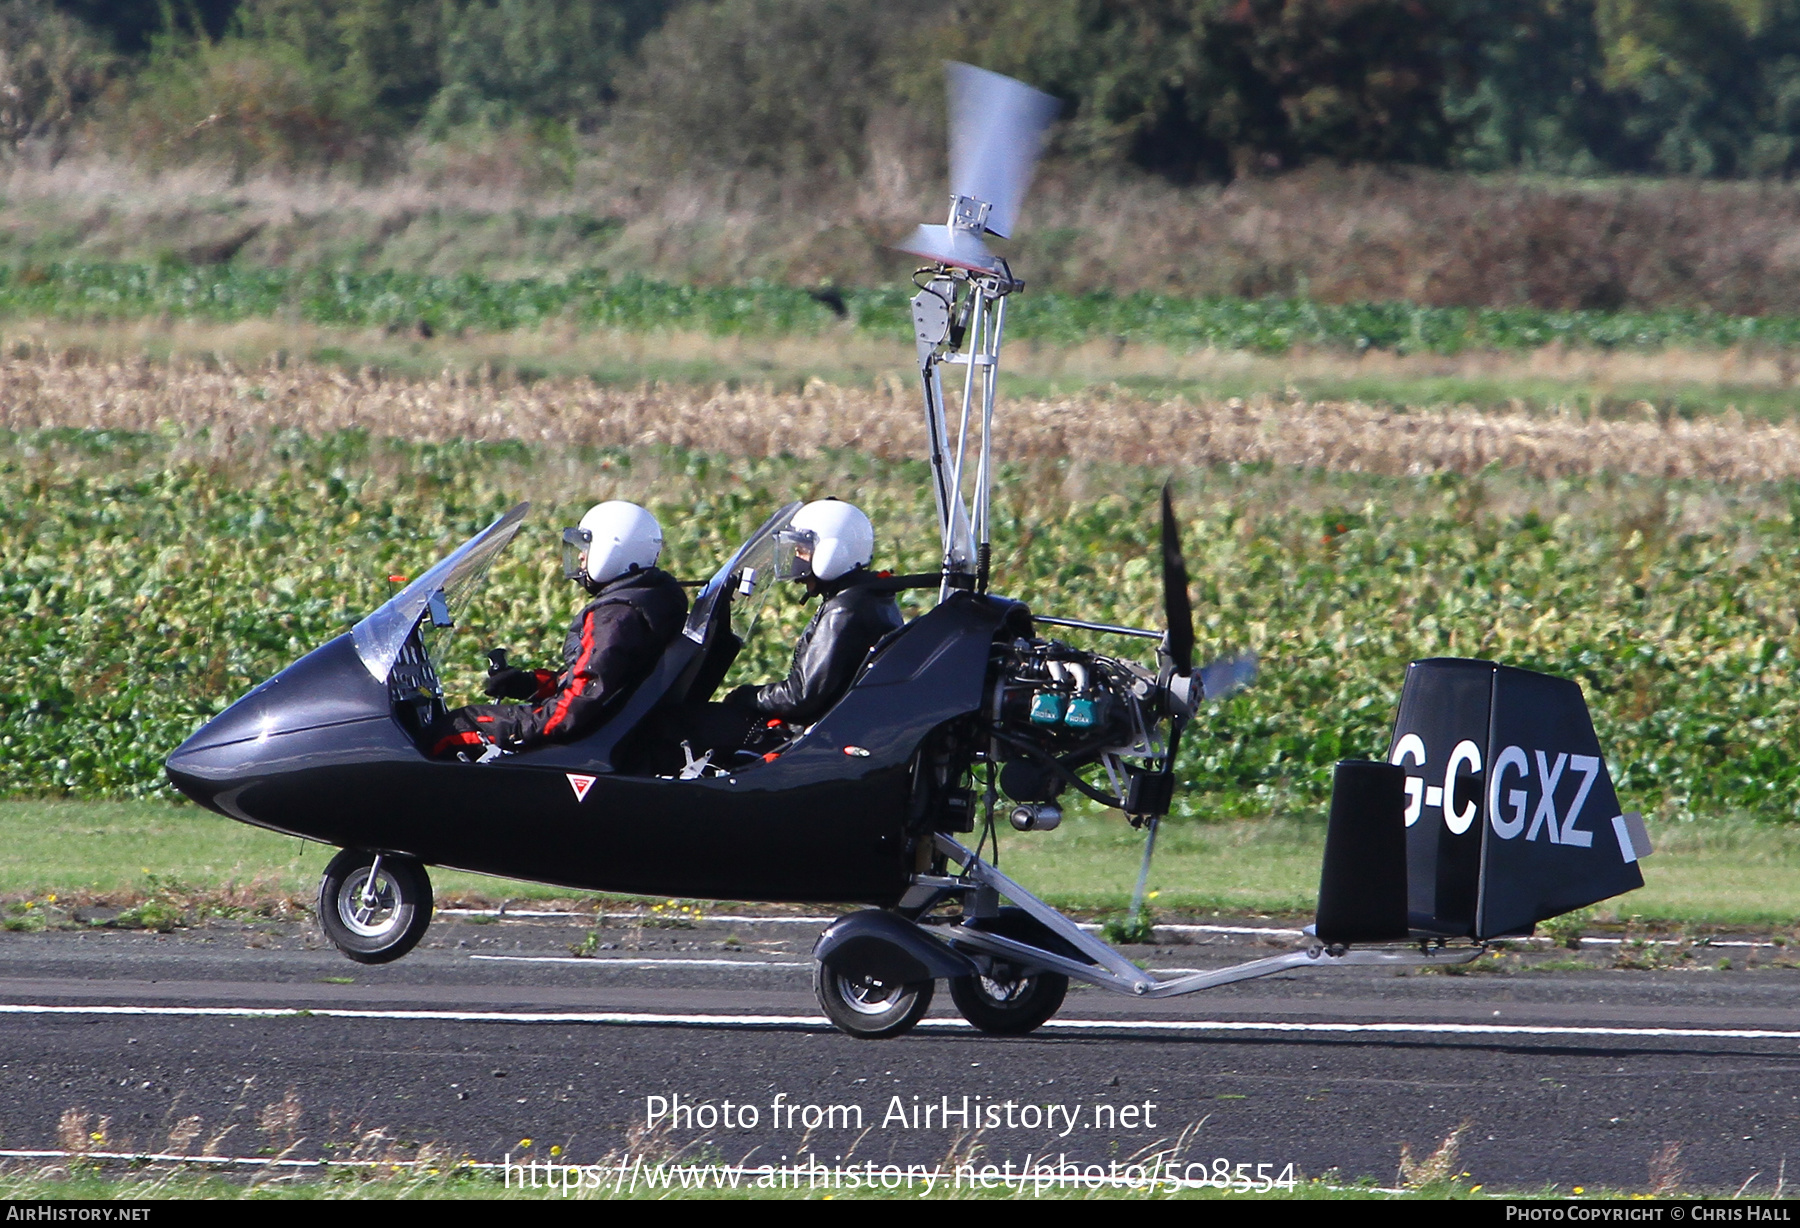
[{"left": 1388, "top": 658, "right": 1645, "bottom": 939}]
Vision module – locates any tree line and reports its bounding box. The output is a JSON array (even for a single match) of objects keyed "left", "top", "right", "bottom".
[{"left": 8, "top": 0, "right": 1800, "bottom": 181}]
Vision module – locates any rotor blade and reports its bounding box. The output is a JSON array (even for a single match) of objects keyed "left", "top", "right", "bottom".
[
  {"left": 892, "top": 223, "right": 1005, "bottom": 275},
  {"left": 947, "top": 62, "right": 1059, "bottom": 239},
  {"left": 1199, "top": 651, "right": 1258, "bottom": 701},
  {"left": 1160, "top": 483, "right": 1195, "bottom": 676}
]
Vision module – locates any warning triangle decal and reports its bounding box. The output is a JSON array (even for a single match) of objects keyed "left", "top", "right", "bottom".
[{"left": 566, "top": 773, "right": 597, "bottom": 803}]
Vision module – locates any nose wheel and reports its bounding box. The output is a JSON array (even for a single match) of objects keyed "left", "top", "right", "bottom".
[{"left": 318, "top": 849, "right": 433, "bottom": 964}]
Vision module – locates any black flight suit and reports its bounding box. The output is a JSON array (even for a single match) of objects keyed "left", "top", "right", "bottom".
[
  {"left": 431, "top": 567, "right": 688, "bottom": 756},
  {"left": 727, "top": 569, "right": 905, "bottom": 725}
]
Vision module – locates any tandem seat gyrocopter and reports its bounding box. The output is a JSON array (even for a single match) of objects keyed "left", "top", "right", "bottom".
[{"left": 165, "top": 64, "right": 1655, "bottom": 1039}]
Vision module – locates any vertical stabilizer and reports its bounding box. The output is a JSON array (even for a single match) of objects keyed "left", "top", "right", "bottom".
[{"left": 1387, "top": 658, "right": 1645, "bottom": 940}]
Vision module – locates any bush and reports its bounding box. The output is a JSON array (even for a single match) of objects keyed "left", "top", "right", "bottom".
[
  {"left": 97, "top": 32, "right": 385, "bottom": 176},
  {"left": 939, "top": 0, "right": 1475, "bottom": 181},
  {"left": 425, "top": 0, "right": 674, "bottom": 133},
  {"left": 610, "top": 0, "right": 943, "bottom": 178},
  {"left": 0, "top": 0, "right": 117, "bottom": 157}
]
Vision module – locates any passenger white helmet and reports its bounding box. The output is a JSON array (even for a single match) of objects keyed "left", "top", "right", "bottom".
[
  {"left": 562, "top": 502, "right": 662, "bottom": 588},
  {"left": 777, "top": 500, "right": 874, "bottom": 584}
]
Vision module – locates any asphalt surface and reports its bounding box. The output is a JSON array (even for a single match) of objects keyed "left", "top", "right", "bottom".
[{"left": 0, "top": 912, "right": 1796, "bottom": 1194}]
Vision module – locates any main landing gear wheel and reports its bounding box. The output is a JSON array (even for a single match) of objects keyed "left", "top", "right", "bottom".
[
  {"left": 318, "top": 848, "right": 432, "bottom": 965},
  {"left": 948, "top": 907, "right": 1078, "bottom": 1035},
  {"left": 813, "top": 961, "right": 934, "bottom": 1040},
  {"left": 948, "top": 969, "right": 1067, "bottom": 1036}
]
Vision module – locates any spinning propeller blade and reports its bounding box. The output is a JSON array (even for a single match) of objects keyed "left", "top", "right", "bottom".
[
  {"left": 947, "top": 62, "right": 1058, "bottom": 240},
  {"left": 894, "top": 223, "right": 1007, "bottom": 274},
  {"left": 1199, "top": 652, "right": 1258, "bottom": 701},
  {"left": 1160, "top": 484, "right": 1195, "bottom": 677},
  {"left": 894, "top": 63, "right": 1059, "bottom": 272}
]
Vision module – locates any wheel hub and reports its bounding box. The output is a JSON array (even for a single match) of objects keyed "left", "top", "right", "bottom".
[{"left": 337, "top": 867, "right": 401, "bottom": 938}]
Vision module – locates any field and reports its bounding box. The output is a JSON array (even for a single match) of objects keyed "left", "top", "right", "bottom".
[
  {"left": 14, "top": 160, "right": 1800, "bottom": 315},
  {"left": 15, "top": 260, "right": 1800, "bottom": 357},
  {"left": 5, "top": 347, "right": 1800, "bottom": 831},
  {"left": 4, "top": 223, "right": 1800, "bottom": 925}
]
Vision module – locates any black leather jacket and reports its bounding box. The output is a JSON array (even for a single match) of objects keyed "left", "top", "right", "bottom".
[
  {"left": 741, "top": 571, "right": 904, "bottom": 724},
  {"left": 517, "top": 566, "right": 688, "bottom": 747}
]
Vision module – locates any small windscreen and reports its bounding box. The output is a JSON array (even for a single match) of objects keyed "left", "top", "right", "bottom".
[
  {"left": 350, "top": 503, "right": 531, "bottom": 683},
  {"left": 685, "top": 502, "right": 803, "bottom": 645}
]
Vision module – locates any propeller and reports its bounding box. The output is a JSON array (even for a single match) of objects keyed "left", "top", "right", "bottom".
[
  {"left": 895, "top": 62, "right": 1059, "bottom": 275},
  {"left": 1160, "top": 484, "right": 1194, "bottom": 676},
  {"left": 1160, "top": 483, "right": 1257, "bottom": 708},
  {"left": 1130, "top": 485, "right": 1258, "bottom": 919}
]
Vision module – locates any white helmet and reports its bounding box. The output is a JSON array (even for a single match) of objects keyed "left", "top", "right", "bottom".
[
  {"left": 562, "top": 502, "right": 662, "bottom": 588},
  {"left": 777, "top": 500, "right": 874, "bottom": 583}
]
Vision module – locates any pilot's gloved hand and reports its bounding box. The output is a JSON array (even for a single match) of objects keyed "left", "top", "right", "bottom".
[
  {"left": 722, "top": 683, "right": 762, "bottom": 711},
  {"left": 484, "top": 667, "right": 554, "bottom": 701}
]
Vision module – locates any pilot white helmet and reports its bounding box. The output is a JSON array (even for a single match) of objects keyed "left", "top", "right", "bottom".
[
  {"left": 562, "top": 502, "right": 663, "bottom": 588},
  {"left": 779, "top": 500, "right": 874, "bottom": 584}
]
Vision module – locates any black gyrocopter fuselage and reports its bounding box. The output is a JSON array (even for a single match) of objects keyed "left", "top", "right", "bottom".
[{"left": 166, "top": 501, "right": 1012, "bottom": 907}]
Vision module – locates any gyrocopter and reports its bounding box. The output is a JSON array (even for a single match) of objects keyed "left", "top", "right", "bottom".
[{"left": 166, "top": 64, "right": 1654, "bottom": 1039}]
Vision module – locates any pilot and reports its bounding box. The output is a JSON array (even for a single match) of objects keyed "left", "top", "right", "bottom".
[
  {"left": 722, "top": 499, "right": 903, "bottom": 727},
  {"left": 429, "top": 501, "right": 688, "bottom": 757}
]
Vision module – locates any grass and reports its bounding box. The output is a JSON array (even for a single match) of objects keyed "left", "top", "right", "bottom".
[
  {"left": 0, "top": 799, "right": 595, "bottom": 905},
  {"left": 19, "top": 259, "right": 1800, "bottom": 358},
  {"left": 3, "top": 799, "right": 1795, "bottom": 926},
  {"left": 15, "top": 316, "right": 1800, "bottom": 421},
  {"left": 0, "top": 1164, "right": 1496, "bottom": 1199},
  {"left": 14, "top": 157, "right": 1800, "bottom": 318}
]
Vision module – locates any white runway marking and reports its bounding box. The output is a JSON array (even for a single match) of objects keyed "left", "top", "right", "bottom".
[
  {"left": 469, "top": 955, "right": 810, "bottom": 969},
  {"left": 1, "top": 1002, "right": 1797, "bottom": 1043},
  {"left": 467, "top": 953, "right": 1210, "bottom": 974}
]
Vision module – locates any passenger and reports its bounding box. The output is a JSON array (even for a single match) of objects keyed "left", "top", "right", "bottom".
[
  {"left": 722, "top": 499, "right": 903, "bottom": 727},
  {"left": 429, "top": 502, "right": 687, "bottom": 758}
]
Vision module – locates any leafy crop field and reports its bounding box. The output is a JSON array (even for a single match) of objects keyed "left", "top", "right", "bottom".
[
  {"left": 3, "top": 351, "right": 1797, "bottom": 826},
  {"left": 13, "top": 261, "right": 1800, "bottom": 355}
]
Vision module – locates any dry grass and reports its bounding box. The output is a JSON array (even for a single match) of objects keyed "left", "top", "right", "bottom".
[
  {"left": 1397, "top": 1121, "right": 1471, "bottom": 1190},
  {"left": 9, "top": 346, "right": 1800, "bottom": 484},
  {"left": 17, "top": 315, "right": 1800, "bottom": 402},
  {"left": 13, "top": 155, "right": 1800, "bottom": 311},
  {"left": 1647, "top": 1142, "right": 1687, "bottom": 1196}
]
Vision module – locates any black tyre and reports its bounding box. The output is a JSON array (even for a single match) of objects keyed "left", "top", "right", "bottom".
[
  {"left": 947, "top": 906, "right": 1079, "bottom": 1035},
  {"left": 317, "top": 849, "right": 432, "bottom": 965},
  {"left": 948, "top": 969, "right": 1068, "bottom": 1035},
  {"left": 812, "top": 960, "right": 934, "bottom": 1040}
]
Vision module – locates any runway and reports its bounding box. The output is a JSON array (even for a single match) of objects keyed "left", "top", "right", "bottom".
[{"left": 0, "top": 913, "right": 1794, "bottom": 1193}]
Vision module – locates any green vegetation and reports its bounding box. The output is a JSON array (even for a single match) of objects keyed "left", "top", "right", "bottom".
[
  {"left": 16, "top": 261, "right": 1800, "bottom": 355},
  {"left": 0, "top": 1164, "right": 1509, "bottom": 1199},
  {"left": 22, "top": 0, "right": 1800, "bottom": 184},
  {"left": 3, "top": 799, "right": 1787, "bottom": 924},
  {"left": 5, "top": 426, "right": 1799, "bottom": 828}
]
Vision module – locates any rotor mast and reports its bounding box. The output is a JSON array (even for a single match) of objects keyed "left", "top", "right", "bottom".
[
  {"left": 894, "top": 63, "right": 1057, "bottom": 603},
  {"left": 911, "top": 256, "right": 1015, "bottom": 598}
]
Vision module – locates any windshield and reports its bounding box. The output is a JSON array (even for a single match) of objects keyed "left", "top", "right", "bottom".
[
  {"left": 350, "top": 503, "right": 531, "bottom": 683},
  {"left": 686, "top": 502, "right": 803, "bottom": 647}
]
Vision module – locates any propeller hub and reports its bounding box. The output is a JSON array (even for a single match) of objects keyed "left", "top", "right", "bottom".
[{"left": 949, "top": 193, "right": 993, "bottom": 235}]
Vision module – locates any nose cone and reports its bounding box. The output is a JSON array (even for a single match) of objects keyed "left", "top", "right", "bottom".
[{"left": 165, "top": 633, "right": 390, "bottom": 812}]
